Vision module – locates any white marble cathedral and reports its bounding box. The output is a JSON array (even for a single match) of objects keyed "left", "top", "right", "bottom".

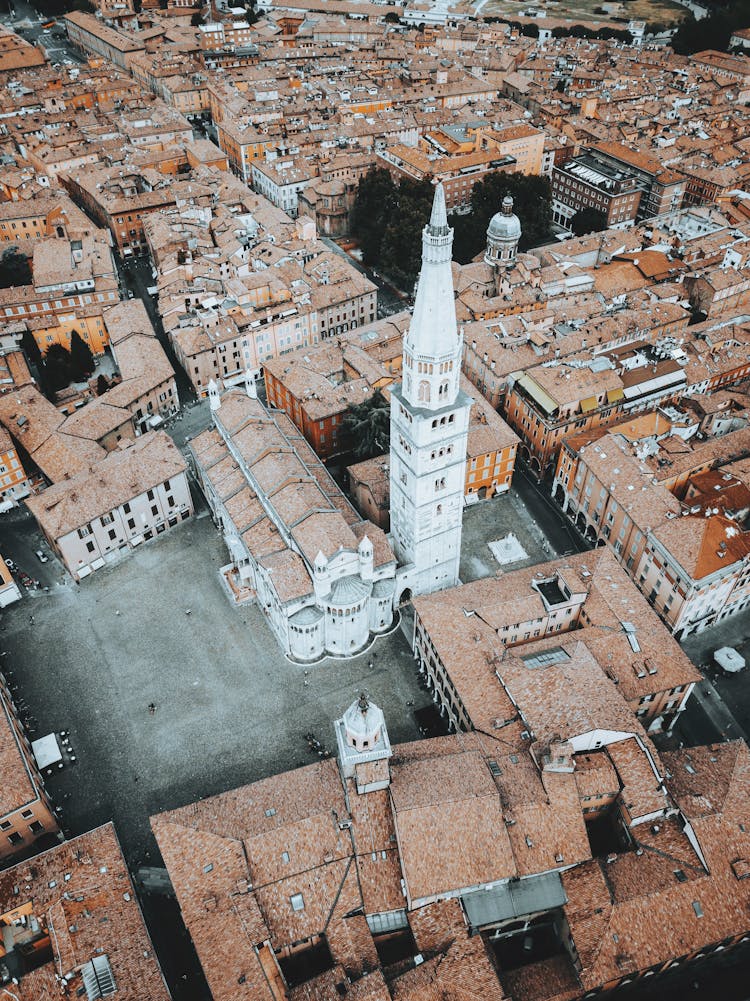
[{"left": 390, "top": 183, "right": 472, "bottom": 600}]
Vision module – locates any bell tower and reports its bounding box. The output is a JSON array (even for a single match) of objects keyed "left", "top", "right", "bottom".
[
  {"left": 389, "top": 182, "right": 471, "bottom": 596},
  {"left": 335, "top": 694, "right": 392, "bottom": 794}
]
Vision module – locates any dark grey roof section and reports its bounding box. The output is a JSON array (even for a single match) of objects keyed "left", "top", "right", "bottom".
[{"left": 462, "top": 871, "right": 567, "bottom": 928}]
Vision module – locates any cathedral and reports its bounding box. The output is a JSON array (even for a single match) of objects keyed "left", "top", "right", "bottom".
[
  {"left": 191, "top": 382, "right": 398, "bottom": 662},
  {"left": 193, "top": 183, "right": 522, "bottom": 655}
]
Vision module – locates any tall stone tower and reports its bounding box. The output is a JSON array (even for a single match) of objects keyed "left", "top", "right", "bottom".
[{"left": 389, "top": 182, "right": 471, "bottom": 597}]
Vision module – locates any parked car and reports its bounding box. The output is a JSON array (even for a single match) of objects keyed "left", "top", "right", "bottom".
[{"left": 35, "top": 549, "right": 48, "bottom": 563}]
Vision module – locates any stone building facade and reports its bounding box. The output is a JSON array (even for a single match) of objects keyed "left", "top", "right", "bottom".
[
  {"left": 191, "top": 380, "right": 397, "bottom": 661},
  {"left": 389, "top": 183, "right": 471, "bottom": 600}
]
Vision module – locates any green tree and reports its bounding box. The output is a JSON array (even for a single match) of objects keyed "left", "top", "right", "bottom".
[
  {"left": 597, "top": 26, "right": 633, "bottom": 41},
  {"left": 379, "top": 177, "right": 434, "bottom": 288},
  {"left": 96, "top": 374, "right": 110, "bottom": 396},
  {"left": 384, "top": 10, "right": 401, "bottom": 21},
  {"left": 20, "top": 328, "right": 52, "bottom": 397},
  {"left": 352, "top": 169, "right": 552, "bottom": 282},
  {"left": 351, "top": 168, "right": 399, "bottom": 266},
  {"left": 669, "top": 3, "right": 749, "bottom": 53},
  {"left": 245, "top": 0, "right": 260, "bottom": 20},
  {"left": 43, "top": 343, "right": 74, "bottom": 394},
  {"left": 69, "top": 328, "right": 95, "bottom": 379},
  {"left": 343, "top": 389, "right": 390, "bottom": 461},
  {"left": 450, "top": 171, "right": 553, "bottom": 264},
  {"left": 570, "top": 207, "right": 608, "bottom": 236},
  {"left": 0, "top": 248, "right": 31, "bottom": 289}
]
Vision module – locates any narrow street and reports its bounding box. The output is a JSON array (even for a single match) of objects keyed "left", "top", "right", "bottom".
[
  {"left": 115, "top": 256, "right": 196, "bottom": 405},
  {"left": 681, "top": 617, "right": 750, "bottom": 742},
  {"left": 322, "top": 237, "right": 410, "bottom": 319}
]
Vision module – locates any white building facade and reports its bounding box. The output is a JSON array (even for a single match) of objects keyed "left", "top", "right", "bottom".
[
  {"left": 389, "top": 183, "right": 471, "bottom": 600},
  {"left": 27, "top": 432, "right": 193, "bottom": 582},
  {"left": 192, "top": 381, "right": 397, "bottom": 661}
]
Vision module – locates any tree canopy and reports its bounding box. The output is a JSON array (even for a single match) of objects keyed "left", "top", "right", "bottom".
[
  {"left": 44, "top": 343, "right": 76, "bottom": 394},
  {"left": 70, "top": 329, "right": 95, "bottom": 378},
  {"left": 550, "top": 22, "right": 632, "bottom": 41},
  {"left": 0, "top": 248, "right": 31, "bottom": 289},
  {"left": 450, "top": 172, "right": 553, "bottom": 264},
  {"left": 20, "top": 328, "right": 43, "bottom": 375},
  {"left": 351, "top": 167, "right": 553, "bottom": 283},
  {"left": 351, "top": 169, "right": 433, "bottom": 288},
  {"left": 34, "top": 0, "right": 93, "bottom": 15},
  {"left": 671, "top": 0, "right": 750, "bottom": 53},
  {"left": 350, "top": 168, "right": 398, "bottom": 268},
  {"left": 378, "top": 178, "right": 434, "bottom": 289},
  {"left": 570, "top": 207, "right": 608, "bottom": 236},
  {"left": 343, "top": 389, "right": 391, "bottom": 462},
  {"left": 27, "top": 335, "right": 99, "bottom": 400}
]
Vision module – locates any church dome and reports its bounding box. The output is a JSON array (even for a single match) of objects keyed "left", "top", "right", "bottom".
[
  {"left": 487, "top": 196, "right": 522, "bottom": 242},
  {"left": 485, "top": 196, "right": 522, "bottom": 270},
  {"left": 342, "top": 694, "right": 385, "bottom": 750}
]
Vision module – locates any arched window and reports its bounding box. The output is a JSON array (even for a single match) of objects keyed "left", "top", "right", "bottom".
[{"left": 418, "top": 381, "right": 430, "bottom": 403}]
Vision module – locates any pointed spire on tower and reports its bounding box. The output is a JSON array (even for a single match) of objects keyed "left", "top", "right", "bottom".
[
  {"left": 429, "top": 181, "right": 449, "bottom": 235},
  {"left": 399, "top": 180, "right": 460, "bottom": 406}
]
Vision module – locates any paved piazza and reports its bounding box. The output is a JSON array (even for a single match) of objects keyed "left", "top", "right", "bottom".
[{"left": 0, "top": 513, "right": 431, "bottom": 867}]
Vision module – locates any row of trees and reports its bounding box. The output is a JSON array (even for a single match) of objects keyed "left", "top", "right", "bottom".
[
  {"left": 350, "top": 167, "right": 554, "bottom": 288},
  {"left": 483, "top": 16, "right": 632, "bottom": 42},
  {"left": 21, "top": 329, "right": 96, "bottom": 399}
]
